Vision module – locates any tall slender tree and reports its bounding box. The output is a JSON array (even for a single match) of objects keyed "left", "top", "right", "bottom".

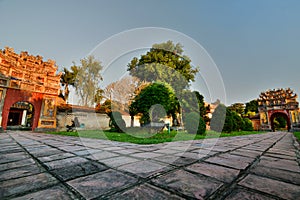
[{"left": 72, "top": 55, "right": 103, "bottom": 107}]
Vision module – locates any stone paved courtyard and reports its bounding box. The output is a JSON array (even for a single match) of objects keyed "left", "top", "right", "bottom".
[{"left": 0, "top": 131, "right": 300, "bottom": 200}]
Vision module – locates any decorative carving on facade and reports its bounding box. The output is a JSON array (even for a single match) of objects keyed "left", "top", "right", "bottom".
[
  {"left": 0, "top": 46, "right": 61, "bottom": 131},
  {"left": 0, "top": 46, "right": 61, "bottom": 95}
]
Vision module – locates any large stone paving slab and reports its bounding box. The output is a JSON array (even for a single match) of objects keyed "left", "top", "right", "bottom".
[
  {"left": 0, "top": 164, "right": 45, "bottom": 181},
  {"left": 0, "top": 172, "right": 58, "bottom": 199},
  {"left": 1, "top": 131, "right": 299, "bottom": 199},
  {"left": 230, "top": 148, "right": 263, "bottom": 158},
  {"left": 0, "top": 152, "right": 31, "bottom": 164},
  {"left": 225, "top": 187, "right": 275, "bottom": 200},
  {"left": 257, "top": 156, "right": 300, "bottom": 172},
  {"left": 67, "top": 169, "right": 138, "bottom": 199},
  {"left": 175, "top": 151, "right": 208, "bottom": 160},
  {"left": 37, "top": 152, "right": 75, "bottom": 162},
  {"left": 11, "top": 185, "right": 78, "bottom": 200},
  {"left": 50, "top": 161, "right": 108, "bottom": 181},
  {"left": 0, "top": 145, "right": 23, "bottom": 154},
  {"left": 99, "top": 156, "right": 140, "bottom": 167},
  {"left": 43, "top": 156, "right": 90, "bottom": 170},
  {"left": 108, "top": 183, "right": 184, "bottom": 199},
  {"left": 238, "top": 174, "right": 300, "bottom": 200},
  {"left": 186, "top": 162, "right": 240, "bottom": 183},
  {"left": 152, "top": 169, "right": 223, "bottom": 199},
  {"left": 132, "top": 152, "right": 163, "bottom": 159},
  {"left": 204, "top": 153, "right": 254, "bottom": 169},
  {"left": 153, "top": 155, "right": 197, "bottom": 167},
  {"left": 85, "top": 151, "right": 119, "bottom": 160},
  {"left": 118, "top": 160, "right": 173, "bottom": 178},
  {"left": 250, "top": 165, "right": 300, "bottom": 185},
  {"left": 0, "top": 158, "right": 36, "bottom": 171}
]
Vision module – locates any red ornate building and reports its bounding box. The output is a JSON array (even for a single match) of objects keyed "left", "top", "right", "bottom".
[
  {"left": 0, "top": 47, "right": 61, "bottom": 131},
  {"left": 258, "top": 88, "right": 300, "bottom": 131}
]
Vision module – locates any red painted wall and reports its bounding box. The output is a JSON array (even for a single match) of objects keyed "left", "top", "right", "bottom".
[{"left": 2, "top": 88, "right": 43, "bottom": 130}]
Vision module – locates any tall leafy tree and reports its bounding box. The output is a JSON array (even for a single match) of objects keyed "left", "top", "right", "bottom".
[
  {"left": 72, "top": 55, "right": 103, "bottom": 107},
  {"left": 245, "top": 100, "right": 259, "bottom": 114},
  {"left": 102, "top": 76, "right": 140, "bottom": 111},
  {"left": 60, "top": 67, "right": 77, "bottom": 102},
  {"left": 127, "top": 40, "right": 199, "bottom": 92},
  {"left": 228, "top": 103, "right": 245, "bottom": 115}
]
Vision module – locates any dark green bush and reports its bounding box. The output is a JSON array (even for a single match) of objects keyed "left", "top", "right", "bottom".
[
  {"left": 231, "top": 112, "right": 243, "bottom": 131},
  {"left": 222, "top": 108, "right": 234, "bottom": 133},
  {"left": 185, "top": 112, "right": 206, "bottom": 135},
  {"left": 242, "top": 118, "right": 254, "bottom": 131}
]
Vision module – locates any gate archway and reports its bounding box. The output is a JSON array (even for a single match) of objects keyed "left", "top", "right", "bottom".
[
  {"left": 1, "top": 89, "right": 43, "bottom": 131},
  {"left": 270, "top": 111, "right": 290, "bottom": 131},
  {"left": 0, "top": 47, "right": 61, "bottom": 131},
  {"left": 258, "top": 88, "right": 299, "bottom": 131},
  {"left": 7, "top": 101, "right": 34, "bottom": 130}
]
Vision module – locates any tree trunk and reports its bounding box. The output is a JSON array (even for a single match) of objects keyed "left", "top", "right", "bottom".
[{"left": 130, "top": 115, "right": 134, "bottom": 127}]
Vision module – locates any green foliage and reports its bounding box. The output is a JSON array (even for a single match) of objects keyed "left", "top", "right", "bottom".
[
  {"left": 129, "top": 82, "right": 179, "bottom": 125},
  {"left": 72, "top": 55, "right": 103, "bottom": 107},
  {"left": 243, "top": 118, "right": 254, "bottom": 131},
  {"left": 194, "top": 91, "right": 207, "bottom": 119},
  {"left": 294, "top": 132, "right": 300, "bottom": 142},
  {"left": 245, "top": 100, "right": 259, "bottom": 114},
  {"left": 210, "top": 104, "right": 226, "bottom": 132},
  {"left": 96, "top": 99, "right": 112, "bottom": 113},
  {"left": 245, "top": 111, "right": 257, "bottom": 117},
  {"left": 228, "top": 103, "right": 245, "bottom": 115},
  {"left": 60, "top": 67, "right": 77, "bottom": 102},
  {"left": 108, "top": 111, "right": 126, "bottom": 133},
  {"left": 210, "top": 104, "right": 255, "bottom": 133},
  {"left": 180, "top": 90, "right": 206, "bottom": 117},
  {"left": 273, "top": 116, "right": 287, "bottom": 130},
  {"left": 94, "top": 89, "right": 104, "bottom": 105},
  {"left": 184, "top": 112, "right": 206, "bottom": 135},
  {"left": 231, "top": 111, "right": 244, "bottom": 131},
  {"left": 127, "top": 40, "right": 199, "bottom": 92},
  {"left": 223, "top": 108, "right": 234, "bottom": 133}
]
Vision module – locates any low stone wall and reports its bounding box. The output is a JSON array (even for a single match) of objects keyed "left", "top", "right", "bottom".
[{"left": 56, "top": 111, "right": 110, "bottom": 131}]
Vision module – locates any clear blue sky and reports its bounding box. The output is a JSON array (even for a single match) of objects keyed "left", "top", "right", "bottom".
[{"left": 1, "top": 0, "right": 299, "bottom": 105}]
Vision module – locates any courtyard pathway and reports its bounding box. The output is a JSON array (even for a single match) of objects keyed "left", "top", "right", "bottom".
[{"left": 0, "top": 131, "right": 299, "bottom": 199}]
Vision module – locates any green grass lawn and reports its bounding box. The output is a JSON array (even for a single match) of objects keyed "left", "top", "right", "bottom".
[
  {"left": 293, "top": 132, "right": 300, "bottom": 141},
  {"left": 47, "top": 129, "right": 265, "bottom": 144}
]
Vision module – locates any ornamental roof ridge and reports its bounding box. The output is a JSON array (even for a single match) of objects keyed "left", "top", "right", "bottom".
[{"left": 1, "top": 46, "right": 58, "bottom": 70}]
